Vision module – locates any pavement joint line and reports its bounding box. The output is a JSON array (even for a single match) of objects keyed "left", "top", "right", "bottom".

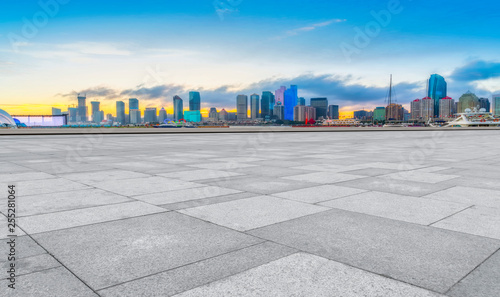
[
  {"left": 427, "top": 204, "right": 476, "bottom": 226},
  {"left": 444, "top": 247, "right": 500, "bottom": 295},
  {"left": 0, "top": 265, "right": 61, "bottom": 281},
  {"left": 95, "top": 240, "right": 272, "bottom": 293}
]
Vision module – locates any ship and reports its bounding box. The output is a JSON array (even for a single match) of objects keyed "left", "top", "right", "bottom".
[
  {"left": 154, "top": 120, "right": 196, "bottom": 128},
  {"left": 445, "top": 107, "right": 500, "bottom": 127}
]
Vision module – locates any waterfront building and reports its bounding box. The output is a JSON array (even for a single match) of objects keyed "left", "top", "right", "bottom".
[
  {"left": 428, "top": 74, "right": 447, "bottom": 117},
  {"left": 421, "top": 97, "right": 434, "bottom": 120},
  {"left": 236, "top": 95, "right": 248, "bottom": 121},
  {"left": 250, "top": 94, "right": 260, "bottom": 119},
  {"left": 273, "top": 102, "right": 285, "bottom": 120},
  {"left": 116, "top": 101, "right": 126, "bottom": 124},
  {"left": 275, "top": 86, "right": 286, "bottom": 106},
  {"left": 493, "top": 94, "right": 500, "bottom": 116},
  {"left": 173, "top": 96, "right": 184, "bottom": 120},
  {"left": 386, "top": 103, "right": 404, "bottom": 121},
  {"left": 158, "top": 108, "right": 167, "bottom": 123},
  {"left": 294, "top": 105, "right": 316, "bottom": 122},
  {"left": 189, "top": 92, "right": 201, "bottom": 111},
  {"left": 219, "top": 109, "right": 228, "bottom": 121},
  {"left": 479, "top": 98, "right": 491, "bottom": 112},
  {"left": 457, "top": 91, "right": 479, "bottom": 113},
  {"left": 298, "top": 97, "right": 306, "bottom": 106},
  {"left": 439, "top": 97, "right": 455, "bottom": 118},
  {"left": 284, "top": 85, "right": 298, "bottom": 121},
  {"left": 184, "top": 110, "right": 202, "bottom": 122},
  {"left": 144, "top": 108, "right": 157, "bottom": 123},
  {"left": 373, "top": 107, "right": 386, "bottom": 122},
  {"left": 129, "top": 109, "right": 141, "bottom": 124},
  {"left": 208, "top": 107, "right": 219, "bottom": 121},
  {"left": 77, "top": 94, "right": 87, "bottom": 122},
  {"left": 310, "top": 98, "right": 328, "bottom": 119},
  {"left": 52, "top": 108, "right": 62, "bottom": 116},
  {"left": 261, "top": 91, "right": 274, "bottom": 118}
]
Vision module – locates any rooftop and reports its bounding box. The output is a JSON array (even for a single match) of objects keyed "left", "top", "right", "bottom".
[{"left": 1, "top": 130, "right": 499, "bottom": 296}]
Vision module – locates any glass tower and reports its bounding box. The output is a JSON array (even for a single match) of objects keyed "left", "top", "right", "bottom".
[
  {"left": 116, "top": 101, "right": 126, "bottom": 124},
  {"left": 428, "top": 74, "right": 447, "bottom": 117},
  {"left": 493, "top": 94, "right": 500, "bottom": 116},
  {"left": 189, "top": 92, "right": 201, "bottom": 111},
  {"left": 77, "top": 94, "right": 87, "bottom": 122},
  {"left": 261, "top": 91, "right": 274, "bottom": 118},
  {"left": 311, "top": 98, "right": 328, "bottom": 119},
  {"left": 173, "top": 96, "right": 184, "bottom": 120},
  {"left": 328, "top": 105, "right": 339, "bottom": 119},
  {"left": 284, "top": 85, "right": 298, "bottom": 121},
  {"left": 250, "top": 94, "right": 260, "bottom": 119}
]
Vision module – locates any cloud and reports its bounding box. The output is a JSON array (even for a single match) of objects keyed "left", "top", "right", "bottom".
[
  {"left": 57, "top": 73, "right": 422, "bottom": 109},
  {"left": 57, "top": 42, "right": 133, "bottom": 56},
  {"left": 450, "top": 60, "right": 500, "bottom": 81},
  {"left": 274, "top": 19, "right": 346, "bottom": 40}
]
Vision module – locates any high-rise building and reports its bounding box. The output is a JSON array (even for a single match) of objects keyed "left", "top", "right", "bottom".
[
  {"left": 273, "top": 102, "right": 285, "bottom": 120},
  {"left": 373, "top": 107, "right": 386, "bottom": 122},
  {"left": 421, "top": 97, "right": 434, "bottom": 120},
  {"left": 158, "top": 108, "right": 167, "bottom": 123},
  {"left": 236, "top": 95, "right": 248, "bottom": 121},
  {"left": 250, "top": 94, "right": 260, "bottom": 119},
  {"left": 227, "top": 112, "right": 237, "bottom": 121},
  {"left": 184, "top": 110, "right": 202, "bottom": 122},
  {"left": 116, "top": 101, "right": 126, "bottom": 124},
  {"left": 208, "top": 108, "right": 219, "bottom": 122},
  {"left": 189, "top": 92, "right": 201, "bottom": 111},
  {"left": 261, "top": 91, "right": 274, "bottom": 118},
  {"left": 144, "top": 108, "right": 157, "bottom": 123},
  {"left": 328, "top": 105, "right": 339, "bottom": 119},
  {"left": 493, "top": 94, "right": 500, "bottom": 116},
  {"left": 275, "top": 86, "right": 286, "bottom": 106},
  {"left": 439, "top": 97, "right": 455, "bottom": 118},
  {"left": 298, "top": 97, "right": 306, "bottom": 106},
  {"left": 428, "top": 74, "right": 447, "bottom": 117},
  {"left": 293, "top": 105, "right": 316, "bottom": 122},
  {"left": 219, "top": 109, "right": 228, "bottom": 121},
  {"left": 90, "top": 101, "right": 100, "bottom": 123},
  {"left": 129, "top": 109, "right": 141, "bottom": 124},
  {"left": 77, "top": 94, "right": 87, "bottom": 122},
  {"left": 173, "top": 95, "right": 184, "bottom": 120},
  {"left": 52, "top": 108, "right": 62, "bottom": 116},
  {"left": 284, "top": 85, "right": 298, "bottom": 121},
  {"left": 457, "top": 91, "right": 479, "bottom": 113},
  {"left": 386, "top": 103, "right": 404, "bottom": 121},
  {"left": 93, "top": 111, "right": 104, "bottom": 124},
  {"left": 310, "top": 98, "right": 328, "bottom": 120},
  {"left": 68, "top": 107, "right": 78, "bottom": 123},
  {"left": 128, "top": 98, "right": 139, "bottom": 123},
  {"left": 411, "top": 99, "right": 421, "bottom": 120},
  {"left": 478, "top": 98, "right": 490, "bottom": 112}
]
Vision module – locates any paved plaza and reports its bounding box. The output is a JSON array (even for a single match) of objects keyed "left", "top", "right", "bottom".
[{"left": 1, "top": 130, "right": 500, "bottom": 296}]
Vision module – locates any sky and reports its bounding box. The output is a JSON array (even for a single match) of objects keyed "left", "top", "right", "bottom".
[{"left": 1, "top": 0, "right": 500, "bottom": 117}]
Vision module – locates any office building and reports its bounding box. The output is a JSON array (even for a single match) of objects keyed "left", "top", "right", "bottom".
[
  {"left": 184, "top": 110, "right": 202, "bottom": 122},
  {"left": 236, "top": 95, "right": 248, "bottom": 121},
  {"left": 189, "top": 92, "right": 201, "bottom": 111},
  {"left": 273, "top": 102, "right": 285, "bottom": 120},
  {"left": 457, "top": 91, "right": 479, "bottom": 113},
  {"left": 129, "top": 109, "right": 141, "bottom": 124},
  {"left": 144, "top": 108, "right": 157, "bottom": 123},
  {"left": 52, "top": 108, "right": 62, "bottom": 116},
  {"left": 93, "top": 111, "right": 104, "bottom": 124},
  {"left": 158, "top": 108, "right": 167, "bottom": 123},
  {"left": 250, "top": 94, "right": 260, "bottom": 119},
  {"left": 373, "top": 107, "right": 386, "bottom": 122},
  {"left": 493, "top": 94, "right": 500, "bottom": 116},
  {"left": 68, "top": 107, "right": 78, "bottom": 123},
  {"left": 77, "top": 94, "right": 87, "bottom": 122},
  {"left": 411, "top": 99, "right": 421, "bottom": 120},
  {"left": 298, "top": 97, "right": 306, "bottom": 106},
  {"left": 294, "top": 105, "right": 316, "bottom": 122},
  {"left": 328, "top": 105, "right": 339, "bottom": 119},
  {"left": 90, "top": 101, "right": 100, "bottom": 123},
  {"left": 275, "top": 86, "right": 286, "bottom": 106},
  {"left": 173, "top": 95, "right": 184, "bottom": 120},
  {"left": 116, "top": 101, "right": 126, "bottom": 124},
  {"left": 439, "top": 97, "right": 455, "bottom": 118},
  {"left": 219, "top": 109, "right": 228, "bottom": 121},
  {"left": 284, "top": 85, "right": 298, "bottom": 121},
  {"left": 428, "top": 74, "right": 447, "bottom": 117},
  {"left": 261, "top": 91, "right": 274, "bottom": 118},
  {"left": 128, "top": 98, "right": 139, "bottom": 122},
  {"left": 478, "top": 98, "right": 490, "bottom": 112},
  {"left": 310, "top": 98, "right": 328, "bottom": 119}
]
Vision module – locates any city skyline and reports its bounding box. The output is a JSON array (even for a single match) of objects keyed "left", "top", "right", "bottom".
[{"left": 1, "top": 1, "right": 500, "bottom": 116}]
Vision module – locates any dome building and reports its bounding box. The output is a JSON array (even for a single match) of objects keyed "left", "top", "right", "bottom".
[{"left": 457, "top": 91, "right": 479, "bottom": 113}]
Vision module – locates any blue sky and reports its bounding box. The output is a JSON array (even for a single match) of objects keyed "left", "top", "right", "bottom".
[{"left": 1, "top": 0, "right": 500, "bottom": 115}]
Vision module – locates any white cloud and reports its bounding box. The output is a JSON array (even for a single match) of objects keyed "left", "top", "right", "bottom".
[{"left": 273, "top": 18, "right": 347, "bottom": 40}]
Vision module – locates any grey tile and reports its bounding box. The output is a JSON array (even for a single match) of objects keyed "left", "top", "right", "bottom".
[
  {"left": 283, "top": 172, "right": 365, "bottom": 184},
  {"left": 424, "top": 186, "right": 500, "bottom": 209},
  {"left": 0, "top": 178, "right": 91, "bottom": 196},
  {"left": 1, "top": 267, "right": 98, "bottom": 297},
  {"left": 179, "top": 195, "right": 328, "bottom": 231},
  {"left": 0, "top": 254, "right": 60, "bottom": 279},
  {"left": 1, "top": 215, "right": 26, "bottom": 239},
  {"left": 161, "top": 192, "right": 259, "bottom": 211},
  {"left": 432, "top": 206, "right": 500, "bottom": 240},
  {"left": 134, "top": 186, "right": 243, "bottom": 205},
  {"left": 319, "top": 191, "right": 471, "bottom": 225},
  {"left": 187, "top": 163, "right": 257, "bottom": 170},
  {"left": 62, "top": 170, "right": 151, "bottom": 184},
  {"left": 0, "top": 172, "right": 56, "bottom": 183},
  {"left": 248, "top": 208, "right": 500, "bottom": 293},
  {"left": 33, "top": 212, "right": 263, "bottom": 290},
  {"left": 447, "top": 249, "right": 500, "bottom": 297},
  {"left": 158, "top": 169, "right": 244, "bottom": 181},
  {"left": 380, "top": 171, "right": 459, "bottom": 184},
  {"left": 173, "top": 253, "right": 444, "bottom": 297},
  {"left": 201, "top": 176, "right": 318, "bottom": 195},
  {"left": 18, "top": 201, "right": 166, "bottom": 234},
  {"left": 341, "top": 167, "right": 401, "bottom": 177},
  {"left": 99, "top": 242, "right": 296, "bottom": 297},
  {"left": 0, "top": 236, "right": 46, "bottom": 259},
  {"left": 272, "top": 184, "right": 368, "bottom": 203},
  {"left": 92, "top": 176, "right": 204, "bottom": 196}
]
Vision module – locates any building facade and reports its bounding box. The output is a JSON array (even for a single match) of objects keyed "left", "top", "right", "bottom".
[
  {"left": 144, "top": 108, "right": 157, "bottom": 123},
  {"left": 158, "top": 108, "right": 167, "bottom": 123},
  {"left": 273, "top": 103, "right": 285, "bottom": 120},
  {"left": 184, "top": 110, "right": 202, "bottom": 122},
  {"left": 386, "top": 103, "right": 404, "bottom": 121},
  {"left": 275, "top": 86, "right": 286, "bottom": 106},
  {"left": 478, "top": 98, "right": 491, "bottom": 112},
  {"left": 293, "top": 105, "right": 316, "bottom": 122}
]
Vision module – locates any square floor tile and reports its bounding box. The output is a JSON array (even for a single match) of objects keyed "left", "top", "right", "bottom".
[
  {"left": 337, "top": 177, "right": 452, "bottom": 197},
  {"left": 424, "top": 186, "right": 500, "bottom": 209},
  {"left": 179, "top": 195, "right": 328, "bottom": 231},
  {"left": 380, "top": 171, "right": 459, "bottom": 184},
  {"left": 32, "top": 212, "right": 263, "bottom": 290},
  {"left": 92, "top": 176, "right": 203, "bottom": 196},
  {"left": 134, "top": 186, "right": 242, "bottom": 205},
  {"left": 202, "top": 176, "right": 318, "bottom": 195},
  {"left": 272, "top": 185, "right": 367, "bottom": 203}
]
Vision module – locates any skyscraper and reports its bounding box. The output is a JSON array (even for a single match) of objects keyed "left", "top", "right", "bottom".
[
  {"left": 158, "top": 108, "right": 167, "bottom": 123},
  {"left": 144, "top": 108, "right": 157, "bottom": 123},
  {"left": 275, "top": 86, "right": 286, "bottom": 106},
  {"left": 189, "top": 92, "right": 201, "bottom": 111},
  {"left": 421, "top": 97, "right": 434, "bottom": 120},
  {"left": 428, "top": 74, "right": 447, "bottom": 117},
  {"left": 411, "top": 99, "right": 421, "bottom": 120},
  {"left": 68, "top": 107, "right": 78, "bottom": 123},
  {"left": 236, "top": 95, "right": 248, "bottom": 121},
  {"left": 116, "top": 101, "right": 126, "bottom": 124},
  {"left": 250, "top": 94, "right": 260, "bottom": 119},
  {"left": 310, "top": 98, "right": 328, "bottom": 119},
  {"left": 493, "top": 94, "right": 500, "bottom": 116},
  {"left": 328, "top": 105, "right": 339, "bottom": 119},
  {"left": 128, "top": 98, "right": 140, "bottom": 123},
  {"left": 129, "top": 109, "right": 141, "bottom": 124},
  {"left": 439, "top": 97, "right": 455, "bottom": 118},
  {"left": 261, "top": 91, "right": 274, "bottom": 118},
  {"left": 478, "top": 98, "right": 490, "bottom": 112},
  {"left": 298, "top": 97, "right": 306, "bottom": 106},
  {"left": 90, "top": 101, "right": 100, "bottom": 123},
  {"left": 77, "top": 94, "right": 87, "bottom": 122},
  {"left": 173, "top": 95, "right": 184, "bottom": 120},
  {"left": 284, "top": 85, "right": 298, "bottom": 121}
]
